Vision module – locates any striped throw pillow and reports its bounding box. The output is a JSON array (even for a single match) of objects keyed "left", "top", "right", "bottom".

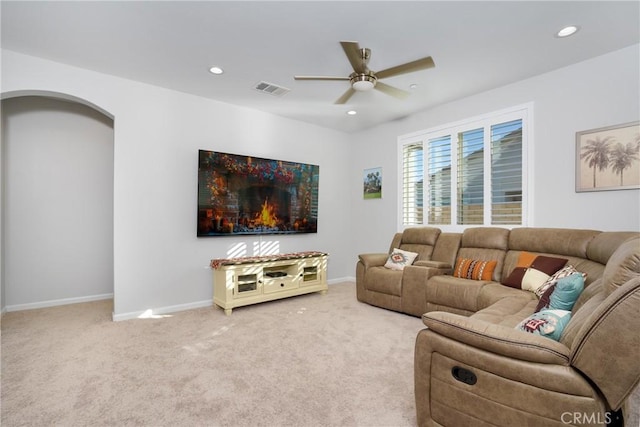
[{"left": 453, "top": 258, "right": 498, "bottom": 281}]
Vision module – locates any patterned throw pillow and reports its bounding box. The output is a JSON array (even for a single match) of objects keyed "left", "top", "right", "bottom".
[
  {"left": 516, "top": 309, "right": 572, "bottom": 341},
  {"left": 453, "top": 258, "right": 498, "bottom": 281},
  {"left": 535, "top": 272, "right": 585, "bottom": 312},
  {"left": 534, "top": 265, "right": 587, "bottom": 298},
  {"left": 502, "top": 252, "right": 568, "bottom": 293},
  {"left": 384, "top": 248, "right": 419, "bottom": 271}
]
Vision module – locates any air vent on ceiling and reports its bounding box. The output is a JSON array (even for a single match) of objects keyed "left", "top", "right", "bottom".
[{"left": 253, "top": 81, "right": 290, "bottom": 97}]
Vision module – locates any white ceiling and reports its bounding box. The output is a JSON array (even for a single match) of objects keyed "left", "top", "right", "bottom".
[{"left": 2, "top": 1, "right": 639, "bottom": 133}]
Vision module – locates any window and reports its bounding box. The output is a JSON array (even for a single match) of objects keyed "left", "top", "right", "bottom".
[
  {"left": 398, "top": 104, "right": 530, "bottom": 228},
  {"left": 402, "top": 142, "right": 423, "bottom": 225}
]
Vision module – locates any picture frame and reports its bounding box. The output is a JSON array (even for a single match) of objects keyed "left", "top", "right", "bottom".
[
  {"left": 575, "top": 121, "right": 640, "bottom": 192},
  {"left": 363, "top": 167, "right": 382, "bottom": 199}
]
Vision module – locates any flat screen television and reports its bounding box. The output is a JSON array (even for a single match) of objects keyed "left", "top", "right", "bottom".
[{"left": 197, "top": 150, "right": 319, "bottom": 236}]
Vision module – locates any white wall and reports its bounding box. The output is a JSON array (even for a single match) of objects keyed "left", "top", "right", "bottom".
[
  {"left": 1, "top": 49, "right": 352, "bottom": 319},
  {"left": 3, "top": 44, "right": 638, "bottom": 318},
  {"left": 349, "top": 44, "right": 640, "bottom": 257},
  {"left": 2, "top": 96, "right": 114, "bottom": 309}
]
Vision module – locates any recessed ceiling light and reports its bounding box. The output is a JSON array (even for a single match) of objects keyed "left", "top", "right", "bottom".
[
  {"left": 556, "top": 25, "right": 579, "bottom": 38},
  {"left": 346, "top": 110, "right": 357, "bottom": 116},
  {"left": 209, "top": 66, "right": 224, "bottom": 75},
  {"left": 409, "top": 84, "right": 418, "bottom": 90}
]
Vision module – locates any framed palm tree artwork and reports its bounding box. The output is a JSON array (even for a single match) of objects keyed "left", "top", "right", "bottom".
[{"left": 576, "top": 121, "right": 640, "bottom": 192}]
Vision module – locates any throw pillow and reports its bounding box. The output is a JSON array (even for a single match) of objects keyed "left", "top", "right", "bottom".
[
  {"left": 534, "top": 265, "right": 587, "bottom": 298},
  {"left": 384, "top": 248, "right": 419, "bottom": 271},
  {"left": 453, "top": 258, "right": 497, "bottom": 281},
  {"left": 516, "top": 309, "right": 572, "bottom": 341},
  {"left": 535, "top": 272, "right": 585, "bottom": 312},
  {"left": 502, "top": 252, "right": 568, "bottom": 293}
]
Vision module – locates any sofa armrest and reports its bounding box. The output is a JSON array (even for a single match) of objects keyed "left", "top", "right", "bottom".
[
  {"left": 414, "top": 260, "right": 452, "bottom": 269},
  {"left": 400, "top": 264, "right": 453, "bottom": 316},
  {"left": 422, "top": 311, "right": 571, "bottom": 365},
  {"left": 357, "top": 253, "right": 388, "bottom": 268}
]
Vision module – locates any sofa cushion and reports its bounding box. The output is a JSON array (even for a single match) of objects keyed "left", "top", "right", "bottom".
[
  {"left": 426, "top": 275, "right": 489, "bottom": 312},
  {"left": 516, "top": 309, "right": 572, "bottom": 341},
  {"left": 397, "top": 227, "right": 441, "bottom": 261},
  {"left": 461, "top": 227, "right": 509, "bottom": 250},
  {"left": 508, "top": 228, "right": 599, "bottom": 259},
  {"left": 453, "top": 258, "right": 497, "bottom": 281},
  {"left": 476, "top": 282, "right": 536, "bottom": 312},
  {"left": 601, "top": 237, "right": 640, "bottom": 297},
  {"left": 364, "top": 266, "right": 403, "bottom": 296},
  {"left": 472, "top": 295, "right": 537, "bottom": 327},
  {"left": 502, "top": 252, "right": 567, "bottom": 293},
  {"left": 535, "top": 273, "right": 585, "bottom": 312},
  {"left": 586, "top": 231, "right": 640, "bottom": 265},
  {"left": 384, "top": 248, "right": 418, "bottom": 271}
]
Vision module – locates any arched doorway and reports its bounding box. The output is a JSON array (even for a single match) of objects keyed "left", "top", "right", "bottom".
[{"left": 1, "top": 93, "right": 114, "bottom": 311}]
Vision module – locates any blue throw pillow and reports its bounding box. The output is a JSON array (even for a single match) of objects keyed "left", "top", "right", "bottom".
[
  {"left": 536, "top": 272, "right": 585, "bottom": 312},
  {"left": 516, "top": 309, "right": 572, "bottom": 341},
  {"left": 549, "top": 273, "right": 585, "bottom": 311}
]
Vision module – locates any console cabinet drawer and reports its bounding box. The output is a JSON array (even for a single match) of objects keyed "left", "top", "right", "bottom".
[{"left": 263, "top": 276, "right": 298, "bottom": 294}]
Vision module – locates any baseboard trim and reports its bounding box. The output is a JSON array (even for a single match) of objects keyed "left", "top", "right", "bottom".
[
  {"left": 112, "top": 299, "right": 213, "bottom": 322},
  {"left": 330, "top": 276, "right": 355, "bottom": 284},
  {"left": 112, "top": 277, "right": 356, "bottom": 322},
  {"left": 5, "top": 293, "right": 114, "bottom": 312}
]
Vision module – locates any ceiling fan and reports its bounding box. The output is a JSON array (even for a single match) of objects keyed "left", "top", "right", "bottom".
[{"left": 294, "top": 41, "right": 435, "bottom": 104}]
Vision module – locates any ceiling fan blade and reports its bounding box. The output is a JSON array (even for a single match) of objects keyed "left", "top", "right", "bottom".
[
  {"left": 294, "top": 75, "right": 350, "bottom": 81},
  {"left": 375, "top": 56, "right": 435, "bottom": 80},
  {"left": 335, "top": 87, "right": 356, "bottom": 104},
  {"left": 374, "top": 81, "right": 410, "bottom": 100},
  {"left": 340, "top": 41, "right": 368, "bottom": 74}
]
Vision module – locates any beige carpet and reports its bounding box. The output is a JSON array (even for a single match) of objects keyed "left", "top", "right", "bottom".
[
  {"left": 2, "top": 282, "right": 638, "bottom": 426},
  {"left": 1, "top": 282, "right": 424, "bottom": 426}
]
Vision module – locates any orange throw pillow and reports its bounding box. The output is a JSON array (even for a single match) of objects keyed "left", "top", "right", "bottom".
[{"left": 453, "top": 258, "right": 498, "bottom": 281}]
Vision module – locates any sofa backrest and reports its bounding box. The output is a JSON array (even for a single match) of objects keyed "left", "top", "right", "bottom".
[
  {"left": 596, "top": 235, "right": 640, "bottom": 296},
  {"left": 503, "top": 228, "right": 602, "bottom": 285},
  {"left": 456, "top": 227, "right": 510, "bottom": 281},
  {"left": 391, "top": 227, "right": 441, "bottom": 262},
  {"left": 431, "top": 232, "right": 462, "bottom": 267}
]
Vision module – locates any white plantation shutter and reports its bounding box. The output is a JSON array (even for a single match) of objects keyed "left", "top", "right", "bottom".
[
  {"left": 457, "top": 128, "right": 484, "bottom": 224},
  {"left": 402, "top": 142, "right": 423, "bottom": 225},
  {"left": 427, "top": 136, "right": 451, "bottom": 225},
  {"left": 491, "top": 119, "right": 523, "bottom": 224},
  {"left": 398, "top": 104, "right": 529, "bottom": 229}
]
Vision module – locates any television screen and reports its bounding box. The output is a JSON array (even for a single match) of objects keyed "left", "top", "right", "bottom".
[{"left": 197, "top": 150, "right": 319, "bottom": 236}]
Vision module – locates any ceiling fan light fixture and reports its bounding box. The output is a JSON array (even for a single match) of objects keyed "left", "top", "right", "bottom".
[{"left": 350, "top": 74, "right": 376, "bottom": 91}]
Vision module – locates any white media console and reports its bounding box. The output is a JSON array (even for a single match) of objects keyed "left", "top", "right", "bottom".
[{"left": 211, "top": 252, "right": 328, "bottom": 315}]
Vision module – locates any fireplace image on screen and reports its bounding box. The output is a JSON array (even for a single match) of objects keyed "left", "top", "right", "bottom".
[{"left": 197, "top": 150, "right": 319, "bottom": 236}]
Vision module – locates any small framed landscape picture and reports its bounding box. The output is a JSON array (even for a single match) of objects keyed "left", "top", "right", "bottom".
[
  {"left": 363, "top": 167, "right": 382, "bottom": 199},
  {"left": 576, "top": 121, "right": 640, "bottom": 192}
]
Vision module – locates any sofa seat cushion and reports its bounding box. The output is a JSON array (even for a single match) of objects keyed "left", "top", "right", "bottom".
[
  {"left": 364, "top": 266, "right": 403, "bottom": 296},
  {"left": 426, "top": 275, "right": 492, "bottom": 313},
  {"left": 477, "top": 282, "right": 536, "bottom": 311},
  {"left": 471, "top": 298, "right": 538, "bottom": 327}
]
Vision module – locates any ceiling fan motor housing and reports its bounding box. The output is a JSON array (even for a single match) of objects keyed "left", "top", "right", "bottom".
[{"left": 350, "top": 72, "right": 377, "bottom": 91}]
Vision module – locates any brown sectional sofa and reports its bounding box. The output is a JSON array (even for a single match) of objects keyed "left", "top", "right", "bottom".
[{"left": 356, "top": 226, "right": 640, "bottom": 427}]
